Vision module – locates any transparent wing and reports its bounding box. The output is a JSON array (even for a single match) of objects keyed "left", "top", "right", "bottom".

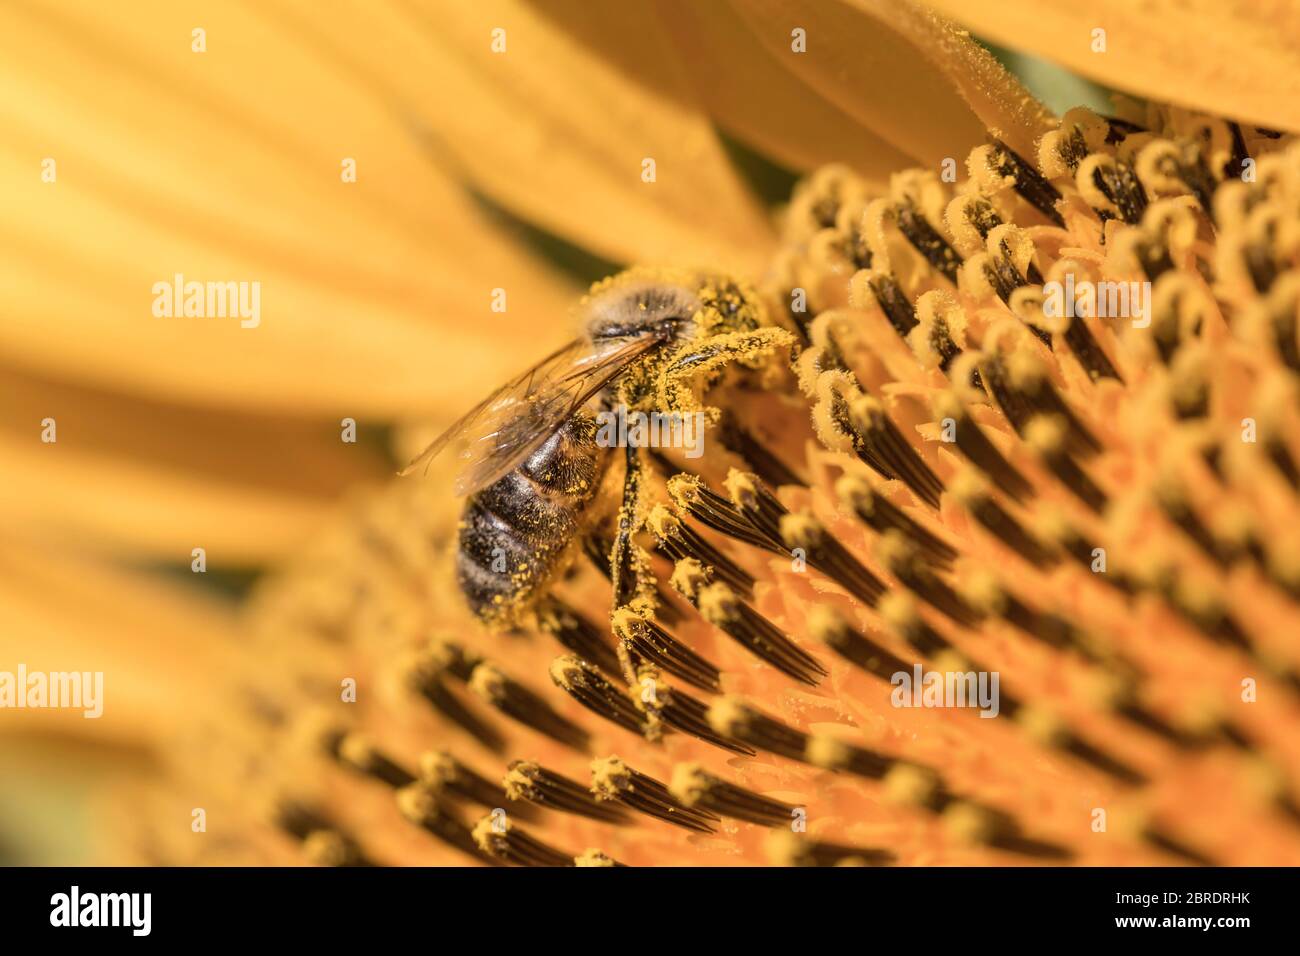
[{"left": 400, "top": 335, "right": 662, "bottom": 496}]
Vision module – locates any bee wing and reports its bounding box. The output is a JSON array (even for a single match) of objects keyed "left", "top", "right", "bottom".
[{"left": 400, "top": 335, "right": 663, "bottom": 496}]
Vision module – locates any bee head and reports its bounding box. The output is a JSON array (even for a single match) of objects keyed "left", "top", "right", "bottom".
[{"left": 582, "top": 268, "right": 765, "bottom": 345}]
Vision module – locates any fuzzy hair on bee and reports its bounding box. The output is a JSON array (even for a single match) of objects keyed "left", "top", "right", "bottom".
[{"left": 401, "top": 267, "right": 796, "bottom": 629}]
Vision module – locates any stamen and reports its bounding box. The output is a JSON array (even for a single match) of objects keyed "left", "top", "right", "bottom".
[
  {"left": 669, "top": 763, "right": 798, "bottom": 827},
  {"left": 945, "top": 194, "right": 1004, "bottom": 254},
  {"left": 766, "top": 830, "right": 894, "bottom": 867},
  {"left": 818, "top": 739, "right": 1028, "bottom": 850},
  {"left": 1014, "top": 704, "right": 1147, "bottom": 785},
  {"left": 502, "top": 760, "right": 631, "bottom": 824},
  {"left": 981, "top": 348, "right": 1103, "bottom": 458},
  {"left": 1155, "top": 483, "right": 1234, "bottom": 569},
  {"left": 948, "top": 470, "right": 1058, "bottom": 567},
  {"left": 396, "top": 784, "right": 499, "bottom": 865},
  {"left": 877, "top": 590, "right": 955, "bottom": 656},
  {"left": 300, "top": 830, "right": 371, "bottom": 867},
  {"left": 981, "top": 227, "right": 1044, "bottom": 320},
  {"left": 549, "top": 654, "right": 658, "bottom": 739},
  {"left": 712, "top": 703, "right": 1077, "bottom": 858},
  {"left": 418, "top": 750, "right": 540, "bottom": 822},
  {"left": 958, "top": 568, "right": 1104, "bottom": 664},
  {"left": 612, "top": 606, "right": 721, "bottom": 693},
  {"left": 930, "top": 392, "right": 1035, "bottom": 504},
  {"left": 1039, "top": 108, "right": 1110, "bottom": 178},
  {"left": 937, "top": 801, "right": 1073, "bottom": 860},
  {"left": 426, "top": 636, "right": 481, "bottom": 681},
  {"left": 405, "top": 653, "right": 507, "bottom": 753},
  {"left": 1157, "top": 573, "right": 1255, "bottom": 654},
  {"left": 589, "top": 756, "right": 719, "bottom": 833},
  {"left": 806, "top": 605, "right": 913, "bottom": 682},
  {"left": 1063, "top": 313, "right": 1123, "bottom": 381},
  {"left": 1262, "top": 282, "right": 1300, "bottom": 373},
  {"left": 835, "top": 474, "right": 959, "bottom": 566},
  {"left": 846, "top": 395, "right": 946, "bottom": 508},
  {"left": 1024, "top": 416, "right": 1109, "bottom": 513},
  {"left": 1079, "top": 154, "right": 1150, "bottom": 224},
  {"left": 985, "top": 139, "right": 1066, "bottom": 227},
  {"left": 667, "top": 474, "right": 779, "bottom": 552},
  {"left": 821, "top": 381, "right": 904, "bottom": 486},
  {"left": 535, "top": 598, "right": 623, "bottom": 680},
  {"left": 779, "top": 510, "right": 888, "bottom": 606},
  {"left": 1108, "top": 690, "right": 1205, "bottom": 750},
  {"left": 805, "top": 731, "right": 893, "bottom": 780},
  {"left": 575, "top": 849, "right": 624, "bottom": 867},
  {"left": 472, "top": 813, "right": 575, "bottom": 867},
  {"left": 895, "top": 200, "right": 962, "bottom": 283},
  {"left": 1268, "top": 438, "right": 1300, "bottom": 490},
  {"left": 912, "top": 290, "right": 982, "bottom": 373},
  {"left": 847, "top": 269, "right": 919, "bottom": 339},
  {"left": 333, "top": 732, "right": 416, "bottom": 788},
  {"left": 807, "top": 312, "right": 853, "bottom": 373},
  {"left": 707, "top": 696, "right": 812, "bottom": 762},
  {"left": 875, "top": 531, "right": 983, "bottom": 628},
  {"left": 672, "top": 559, "right": 827, "bottom": 685},
  {"left": 1033, "top": 508, "right": 1137, "bottom": 595},
  {"left": 274, "top": 802, "right": 373, "bottom": 867},
  {"left": 722, "top": 470, "right": 794, "bottom": 547},
  {"left": 469, "top": 662, "right": 591, "bottom": 752},
  {"left": 637, "top": 668, "right": 756, "bottom": 755},
  {"left": 648, "top": 505, "right": 755, "bottom": 595},
  {"left": 1142, "top": 825, "right": 1218, "bottom": 867},
  {"left": 1134, "top": 139, "right": 1217, "bottom": 218}
]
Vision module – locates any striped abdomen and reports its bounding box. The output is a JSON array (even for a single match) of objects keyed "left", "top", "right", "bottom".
[{"left": 457, "top": 414, "right": 608, "bottom": 623}]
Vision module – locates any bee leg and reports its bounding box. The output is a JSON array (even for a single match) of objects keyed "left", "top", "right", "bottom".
[
  {"left": 609, "top": 443, "right": 654, "bottom": 611},
  {"left": 656, "top": 327, "right": 795, "bottom": 411}
]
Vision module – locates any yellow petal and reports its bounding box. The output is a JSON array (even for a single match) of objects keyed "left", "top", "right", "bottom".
[
  {"left": 0, "top": 364, "right": 387, "bottom": 562},
  {"left": 249, "top": 0, "right": 776, "bottom": 274},
  {"left": 922, "top": 0, "right": 1300, "bottom": 132},
  {"left": 0, "top": 0, "right": 578, "bottom": 415},
  {"left": 644, "top": 0, "right": 915, "bottom": 183},
  {"left": 0, "top": 543, "right": 244, "bottom": 750},
  {"left": 726, "top": 0, "right": 1056, "bottom": 163}
]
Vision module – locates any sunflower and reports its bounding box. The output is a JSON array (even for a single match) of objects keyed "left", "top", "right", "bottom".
[{"left": 2, "top": 0, "right": 1298, "bottom": 867}]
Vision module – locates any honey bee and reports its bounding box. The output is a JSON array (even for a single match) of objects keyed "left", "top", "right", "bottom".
[{"left": 402, "top": 268, "right": 794, "bottom": 626}]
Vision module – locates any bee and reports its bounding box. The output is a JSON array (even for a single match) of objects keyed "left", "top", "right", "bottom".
[{"left": 402, "top": 268, "right": 794, "bottom": 627}]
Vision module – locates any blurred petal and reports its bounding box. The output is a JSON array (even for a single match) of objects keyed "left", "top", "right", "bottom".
[
  {"left": 727, "top": 0, "right": 1056, "bottom": 163},
  {"left": 0, "top": 543, "right": 243, "bottom": 750},
  {"left": 643, "top": 0, "right": 915, "bottom": 183},
  {"left": 0, "top": 364, "right": 389, "bottom": 562},
  {"left": 258, "top": 0, "right": 776, "bottom": 274},
  {"left": 0, "top": 0, "right": 578, "bottom": 415},
  {"left": 922, "top": 0, "right": 1300, "bottom": 132}
]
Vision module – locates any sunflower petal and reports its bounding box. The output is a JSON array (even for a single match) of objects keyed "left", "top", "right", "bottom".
[
  {"left": 0, "top": 365, "right": 389, "bottom": 562},
  {"left": 252, "top": 0, "right": 776, "bottom": 273},
  {"left": 649, "top": 0, "right": 914, "bottom": 183},
  {"left": 726, "top": 0, "right": 1056, "bottom": 163},
  {"left": 922, "top": 0, "right": 1300, "bottom": 132},
  {"left": 0, "top": 0, "right": 578, "bottom": 414},
  {"left": 0, "top": 544, "right": 244, "bottom": 749}
]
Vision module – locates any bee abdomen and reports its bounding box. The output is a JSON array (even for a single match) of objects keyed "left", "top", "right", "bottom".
[{"left": 457, "top": 415, "right": 608, "bottom": 623}]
